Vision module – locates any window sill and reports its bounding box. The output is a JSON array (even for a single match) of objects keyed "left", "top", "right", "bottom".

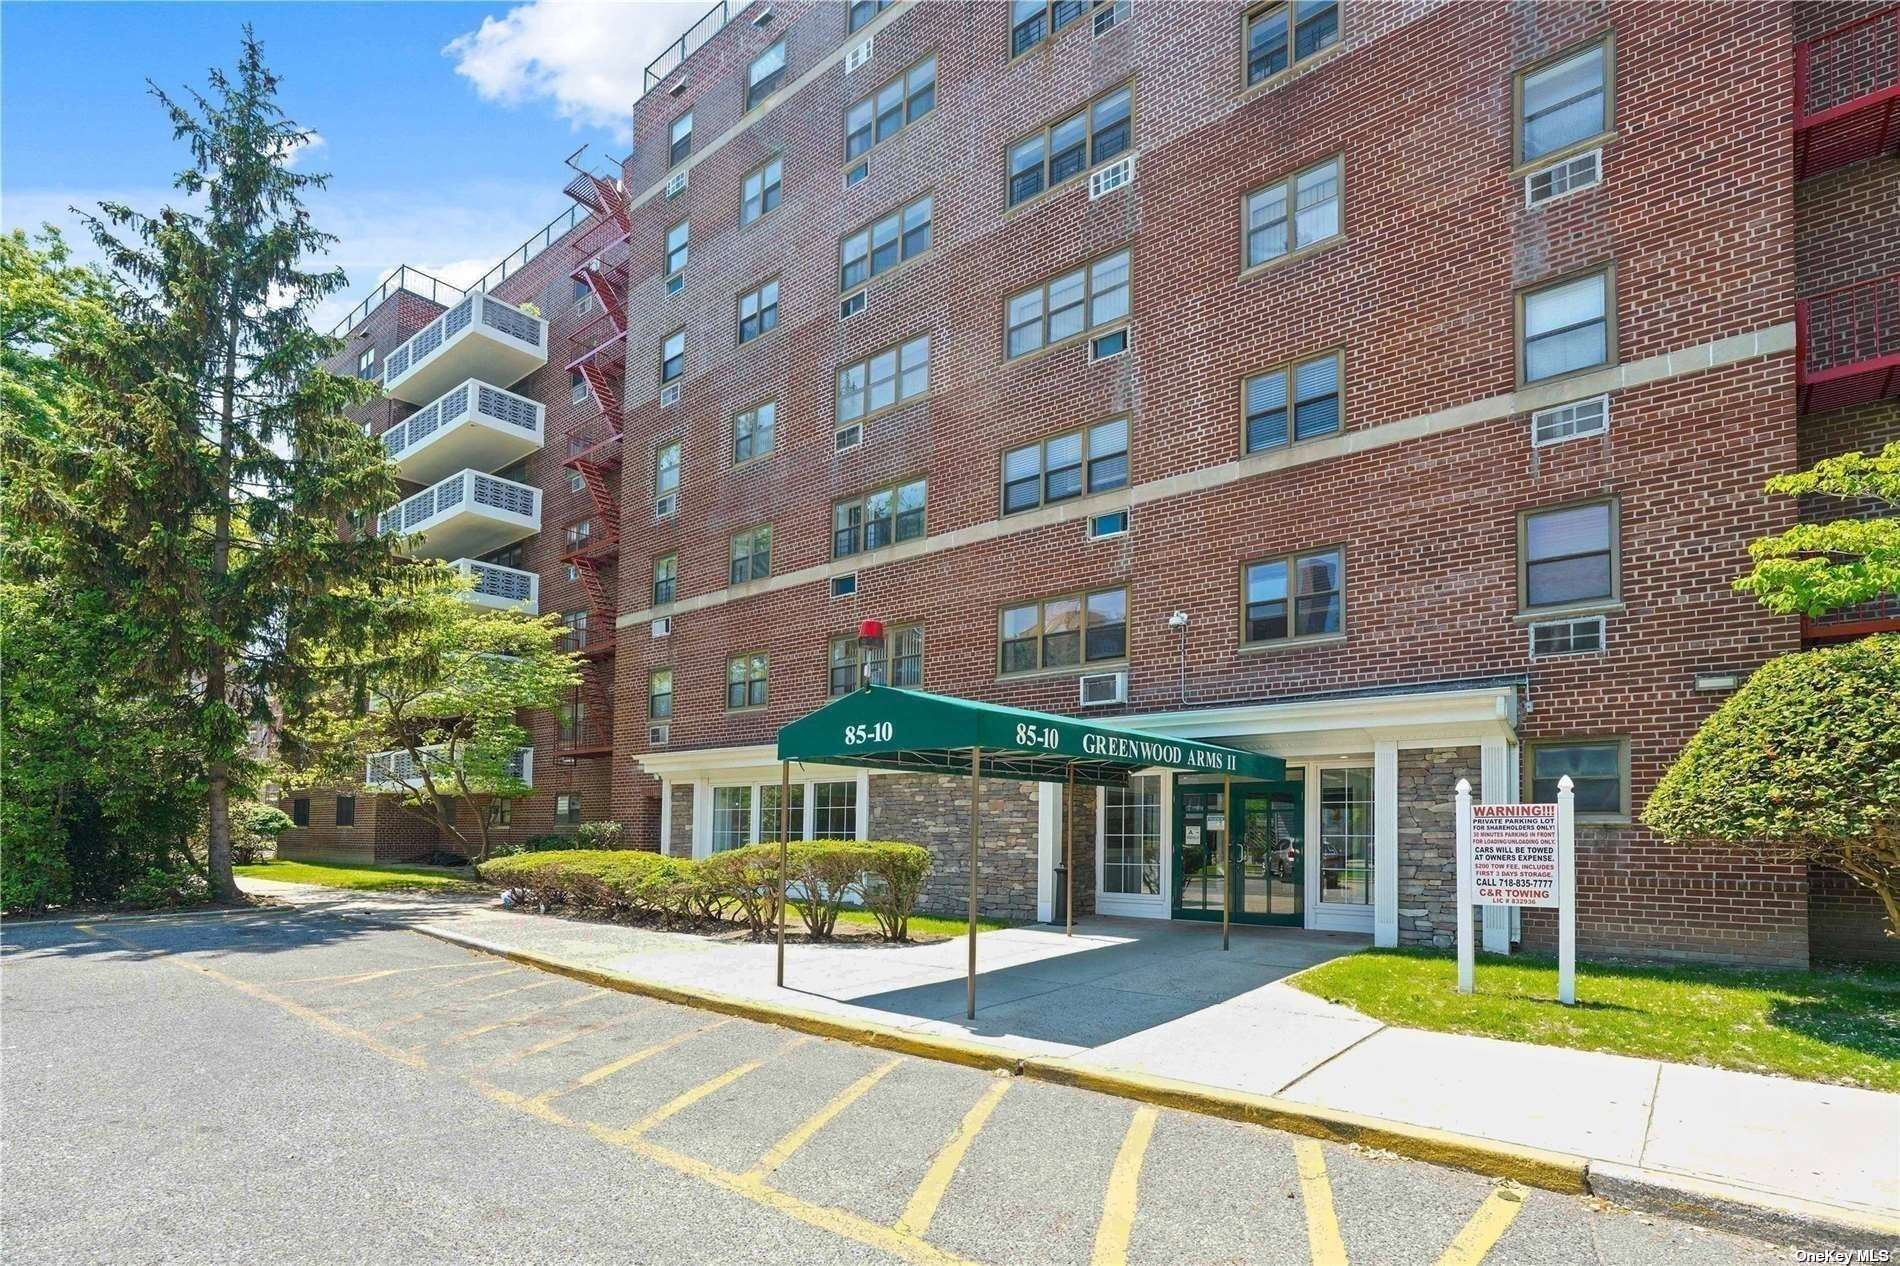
[
  {"left": 1514, "top": 601, "right": 1622, "bottom": 624},
  {"left": 1236, "top": 41, "right": 1345, "bottom": 104},
  {"left": 1238, "top": 232, "right": 1345, "bottom": 282},
  {"left": 995, "top": 661, "right": 1128, "bottom": 684},
  {"left": 1518, "top": 356, "right": 1616, "bottom": 393},
  {"left": 1004, "top": 321, "right": 1131, "bottom": 371},
  {"left": 1238, "top": 633, "right": 1347, "bottom": 656},
  {"left": 725, "top": 706, "right": 769, "bottom": 716}
]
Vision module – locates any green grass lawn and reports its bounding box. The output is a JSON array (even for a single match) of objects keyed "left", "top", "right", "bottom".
[
  {"left": 236, "top": 859, "right": 482, "bottom": 893},
  {"left": 1290, "top": 947, "right": 1900, "bottom": 1091},
  {"left": 832, "top": 908, "right": 1011, "bottom": 937}
]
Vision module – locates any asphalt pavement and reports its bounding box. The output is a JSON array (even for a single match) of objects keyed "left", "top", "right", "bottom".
[{"left": 1, "top": 908, "right": 1802, "bottom": 1265}]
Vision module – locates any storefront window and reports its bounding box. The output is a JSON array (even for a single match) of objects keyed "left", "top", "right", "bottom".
[
  {"left": 1102, "top": 774, "right": 1161, "bottom": 895},
  {"left": 1318, "top": 767, "right": 1372, "bottom": 905}
]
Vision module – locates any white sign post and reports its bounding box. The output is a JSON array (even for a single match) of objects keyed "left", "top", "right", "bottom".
[{"left": 1454, "top": 775, "right": 1576, "bottom": 1004}]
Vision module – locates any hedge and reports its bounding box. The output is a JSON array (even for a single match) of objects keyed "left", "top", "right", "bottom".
[{"left": 476, "top": 840, "right": 933, "bottom": 941}]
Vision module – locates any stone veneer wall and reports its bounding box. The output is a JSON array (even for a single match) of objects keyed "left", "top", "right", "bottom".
[
  {"left": 667, "top": 785, "right": 694, "bottom": 857},
  {"left": 870, "top": 773, "right": 1040, "bottom": 922},
  {"left": 1395, "top": 746, "right": 1483, "bottom": 949},
  {"left": 1060, "top": 784, "right": 1098, "bottom": 920}
]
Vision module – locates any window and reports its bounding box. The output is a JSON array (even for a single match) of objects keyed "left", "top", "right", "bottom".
[
  {"left": 836, "top": 335, "right": 929, "bottom": 427},
  {"left": 1243, "top": 351, "right": 1341, "bottom": 451},
  {"left": 760, "top": 782, "right": 806, "bottom": 843},
  {"left": 556, "top": 793, "right": 582, "bottom": 826},
  {"left": 1243, "top": 547, "right": 1343, "bottom": 645},
  {"left": 564, "top": 520, "right": 592, "bottom": 552},
  {"left": 833, "top": 478, "right": 926, "bottom": 557},
  {"left": 737, "top": 278, "right": 780, "bottom": 344},
  {"left": 573, "top": 275, "right": 594, "bottom": 316},
  {"left": 747, "top": 40, "right": 785, "bottom": 110},
  {"left": 488, "top": 799, "right": 512, "bottom": 828},
  {"left": 653, "top": 553, "right": 677, "bottom": 605},
  {"left": 1005, "top": 250, "right": 1130, "bottom": 360},
  {"left": 558, "top": 695, "right": 588, "bottom": 743},
  {"left": 649, "top": 669, "right": 673, "bottom": 719},
  {"left": 1000, "top": 587, "right": 1126, "bottom": 674},
  {"left": 665, "top": 220, "right": 689, "bottom": 278},
  {"left": 669, "top": 112, "right": 693, "bottom": 166},
  {"left": 567, "top": 468, "right": 586, "bottom": 495},
  {"left": 829, "top": 623, "right": 922, "bottom": 695},
  {"left": 1011, "top": 0, "right": 1117, "bottom": 56},
  {"left": 1101, "top": 775, "right": 1160, "bottom": 895},
  {"left": 570, "top": 369, "right": 589, "bottom": 405},
  {"left": 1520, "top": 267, "right": 1612, "bottom": 383},
  {"left": 726, "top": 652, "right": 768, "bottom": 710},
  {"left": 1520, "top": 500, "right": 1617, "bottom": 611},
  {"left": 840, "top": 194, "right": 933, "bottom": 294},
  {"left": 713, "top": 786, "right": 751, "bottom": 850},
  {"left": 1003, "top": 418, "right": 1128, "bottom": 514},
  {"left": 1530, "top": 739, "right": 1628, "bottom": 820},
  {"left": 356, "top": 347, "right": 376, "bottom": 380},
  {"left": 1244, "top": 0, "right": 1339, "bottom": 87},
  {"left": 1318, "top": 767, "right": 1372, "bottom": 905},
  {"left": 742, "top": 157, "right": 782, "bottom": 225},
  {"left": 659, "top": 328, "right": 685, "bottom": 384},
  {"left": 655, "top": 441, "right": 680, "bottom": 514},
  {"left": 1007, "top": 84, "right": 1132, "bottom": 206},
  {"left": 845, "top": 57, "right": 935, "bottom": 161},
  {"left": 729, "top": 525, "right": 771, "bottom": 584},
  {"left": 1516, "top": 38, "right": 1610, "bottom": 168},
  {"left": 849, "top": 0, "right": 889, "bottom": 33},
  {"left": 330, "top": 795, "right": 349, "bottom": 827},
  {"left": 813, "top": 781, "right": 857, "bottom": 837},
  {"left": 1244, "top": 155, "right": 1341, "bottom": 269},
  {"left": 734, "top": 401, "right": 776, "bottom": 464}
]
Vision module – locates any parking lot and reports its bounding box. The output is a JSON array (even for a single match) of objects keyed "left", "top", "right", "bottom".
[{"left": 1, "top": 909, "right": 1794, "bottom": 1264}]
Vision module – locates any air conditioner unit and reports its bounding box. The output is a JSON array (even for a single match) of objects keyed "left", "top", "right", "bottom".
[
  {"left": 651, "top": 616, "right": 672, "bottom": 638},
  {"left": 845, "top": 37, "right": 873, "bottom": 74},
  {"left": 1530, "top": 394, "right": 1609, "bottom": 446},
  {"left": 660, "top": 383, "right": 682, "bottom": 408},
  {"left": 1525, "top": 149, "right": 1601, "bottom": 208},
  {"left": 648, "top": 723, "right": 671, "bottom": 747},
  {"left": 665, "top": 169, "right": 689, "bottom": 199},
  {"left": 586, "top": 257, "right": 602, "bottom": 272},
  {"left": 1529, "top": 615, "right": 1606, "bottom": 659},
  {"left": 667, "top": 77, "right": 690, "bottom": 97},
  {"left": 1079, "top": 671, "right": 1127, "bottom": 708},
  {"left": 655, "top": 492, "right": 677, "bottom": 519},
  {"left": 1088, "top": 328, "right": 1130, "bottom": 362},
  {"left": 1089, "top": 153, "right": 1135, "bottom": 200}
]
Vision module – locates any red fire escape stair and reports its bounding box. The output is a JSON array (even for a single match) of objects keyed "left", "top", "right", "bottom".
[{"left": 1794, "top": 6, "right": 1900, "bottom": 180}]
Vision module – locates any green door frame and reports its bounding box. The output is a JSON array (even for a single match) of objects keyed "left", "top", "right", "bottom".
[{"left": 1171, "top": 776, "right": 1305, "bottom": 926}]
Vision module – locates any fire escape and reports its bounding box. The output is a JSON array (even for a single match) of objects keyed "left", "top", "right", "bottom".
[
  {"left": 556, "top": 149, "right": 633, "bottom": 758},
  {"left": 1792, "top": 8, "right": 1900, "bottom": 644}
]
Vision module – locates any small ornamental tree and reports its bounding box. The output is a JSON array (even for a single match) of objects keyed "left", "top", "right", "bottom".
[
  {"left": 284, "top": 565, "right": 580, "bottom": 862},
  {"left": 1734, "top": 442, "right": 1899, "bottom": 616},
  {"left": 1643, "top": 636, "right": 1900, "bottom": 935}
]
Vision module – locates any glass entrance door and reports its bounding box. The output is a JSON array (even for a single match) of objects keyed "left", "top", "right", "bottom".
[{"left": 1173, "top": 779, "right": 1303, "bottom": 926}]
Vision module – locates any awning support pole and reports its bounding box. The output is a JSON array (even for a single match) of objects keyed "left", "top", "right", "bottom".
[
  {"left": 776, "top": 759, "right": 789, "bottom": 988},
  {"left": 1222, "top": 773, "right": 1232, "bottom": 952},
  {"left": 1064, "top": 764, "right": 1075, "bottom": 938},
  {"left": 967, "top": 746, "right": 982, "bottom": 1021}
]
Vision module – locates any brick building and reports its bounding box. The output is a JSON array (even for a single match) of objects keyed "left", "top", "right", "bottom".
[{"left": 280, "top": 0, "right": 1899, "bottom": 967}]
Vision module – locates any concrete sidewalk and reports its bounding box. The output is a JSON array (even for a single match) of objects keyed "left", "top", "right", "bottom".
[{"left": 238, "top": 877, "right": 1899, "bottom": 1237}]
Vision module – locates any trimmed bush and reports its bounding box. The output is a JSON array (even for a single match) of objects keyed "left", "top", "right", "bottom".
[
  {"left": 859, "top": 842, "right": 933, "bottom": 942},
  {"left": 786, "top": 839, "right": 871, "bottom": 939},
  {"left": 699, "top": 845, "right": 785, "bottom": 938},
  {"left": 574, "top": 821, "right": 625, "bottom": 849}
]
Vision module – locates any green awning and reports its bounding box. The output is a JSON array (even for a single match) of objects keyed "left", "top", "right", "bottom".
[{"left": 775, "top": 685, "right": 1283, "bottom": 785}]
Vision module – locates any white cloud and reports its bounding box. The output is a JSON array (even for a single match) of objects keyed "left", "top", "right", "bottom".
[
  {"left": 278, "top": 131, "right": 327, "bottom": 168},
  {"left": 444, "top": 0, "right": 703, "bottom": 139}
]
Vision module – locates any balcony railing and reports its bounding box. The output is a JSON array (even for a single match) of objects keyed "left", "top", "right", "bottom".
[
  {"left": 558, "top": 621, "right": 617, "bottom": 657},
  {"left": 454, "top": 558, "right": 539, "bottom": 613},
  {"left": 365, "top": 745, "right": 532, "bottom": 793},
  {"left": 1795, "top": 5, "right": 1900, "bottom": 179},
  {"left": 383, "top": 292, "right": 548, "bottom": 404},
  {"left": 644, "top": 0, "right": 729, "bottom": 90},
  {"left": 1796, "top": 271, "right": 1900, "bottom": 413},
  {"left": 379, "top": 469, "right": 541, "bottom": 560},
  {"left": 381, "top": 379, "right": 544, "bottom": 485}
]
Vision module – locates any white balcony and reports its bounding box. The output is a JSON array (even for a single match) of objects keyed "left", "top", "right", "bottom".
[
  {"left": 365, "top": 745, "right": 533, "bottom": 793},
  {"left": 379, "top": 469, "right": 540, "bottom": 560},
  {"left": 383, "top": 380, "right": 544, "bottom": 485},
  {"left": 383, "top": 292, "right": 548, "bottom": 404},
  {"left": 454, "top": 557, "right": 539, "bottom": 613}
]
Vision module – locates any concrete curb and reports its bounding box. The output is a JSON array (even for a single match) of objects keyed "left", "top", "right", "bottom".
[{"left": 1588, "top": 1161, "right": 1900, "bottom": 1249}]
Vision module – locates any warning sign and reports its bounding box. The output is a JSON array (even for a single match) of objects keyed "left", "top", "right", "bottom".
[{"left": 1470, "top": 803, "right": 1559, "bottom": 908}]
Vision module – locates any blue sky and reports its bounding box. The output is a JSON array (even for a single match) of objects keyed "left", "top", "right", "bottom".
[{"left": 2, "top": 0, "right": 700, "bottom": 327}]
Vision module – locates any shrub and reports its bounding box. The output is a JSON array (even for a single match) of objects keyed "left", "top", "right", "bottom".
[
  {"left": 699, "top": 845, "right": 785, "bottom": 938},
  {"left": 786, "top": 840, "right": 872, "bottom": 939},
  {"left": 231, "top": 802, "right": 293, "bottom": 865},
  {"left": 859, "top": 842, "right": 933, "bottom": 942},
  {"left": 574, "top": 821, "right": 625, "bottom": 850}
]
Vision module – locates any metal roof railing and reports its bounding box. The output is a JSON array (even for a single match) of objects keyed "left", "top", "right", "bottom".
[
  {"left": 645, "top": 0, "right": 731, "bottom": 90},
  {"left": 329, "top": 265, "right": 464, "bottom": 337}
]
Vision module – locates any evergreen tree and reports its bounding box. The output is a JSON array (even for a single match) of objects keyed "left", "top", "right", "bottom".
[{"left": 12, "top": 32, "right": 403, "bottom": 900}]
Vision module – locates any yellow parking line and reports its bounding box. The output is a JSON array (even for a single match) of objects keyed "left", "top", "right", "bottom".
[
  {"left": 322, "top": 965, "right": 518, "bottom": 1012},
  {"left": 370, "top": 976, "right": 562, "bottom": 1032},
  {"left": 895, "top": 1077, "right": 1011, "bottom": 1238},
  {"left": 1434, "top": 1187, "right": 1525, "bottom": 1266},
  {"left": 534, "top": 1017, "right": 734, "bottom": 1105},
  {"left": 483, "top": 1009, "right": 647, "bottom": 1071},
  {"left": 610, "top": 1035, "right": 813, "bottom": 1142},
  {"left": 744, "top": 1057, "right": 903, "bottom": 1182},
  {"left": 1294, "top": 1140, "right": 1348, "bottom": 1266},
  {"left": 277, "top": 962, "right": 475, "bottom": 989},
  {"left": 414, "top": 989, "right": 607, "bottom": 1054},
  {"left": 1091, "top": 1105, "right": 1158, "bottom": 1266}
]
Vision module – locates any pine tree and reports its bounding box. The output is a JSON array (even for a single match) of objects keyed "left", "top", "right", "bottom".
[{"left": 19, "top": 31, "right": 404, "bottom": 900}]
